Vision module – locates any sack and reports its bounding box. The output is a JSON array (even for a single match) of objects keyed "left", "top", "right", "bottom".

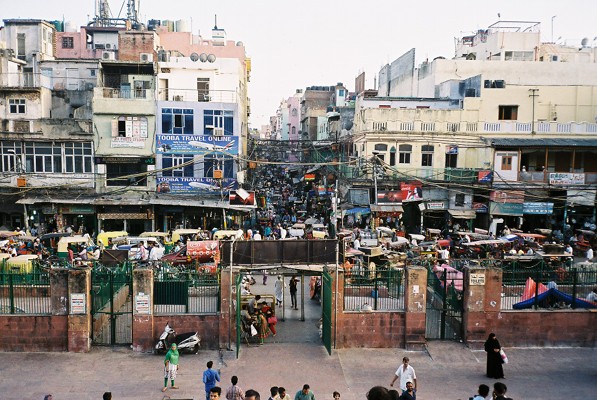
[
  {"left": 250, "top": 324, "right": 258, "bottom": 337},
  {"left": 267, "top": 315, "right": 277, "bottom": 324},
  {"left": 500, "top": 349, "right": 508, "bottom": 364}
]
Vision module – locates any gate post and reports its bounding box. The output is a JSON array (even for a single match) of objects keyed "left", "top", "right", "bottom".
[
  {"left": 68, "top": 267, "right": 92, "bottom": 352},
  {"left": 463, "top": 266, "right": 502, "bottom": 349},
  {"left": 404, "top": 266, "right": 427, "bottom": 350},
  {"left": 132, "top": 267, "right": 154, "bottom": 352},
  {"left": 219, "top": 266, "right": 232, "bottom": 350}
]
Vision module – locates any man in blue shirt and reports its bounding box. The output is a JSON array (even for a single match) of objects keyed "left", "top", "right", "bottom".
[
  {"left": 294, "top": 384, "right": 315, "bottom": 400},
  {"left": 203, "top": 361, "right": 221, "bottom": 400}
]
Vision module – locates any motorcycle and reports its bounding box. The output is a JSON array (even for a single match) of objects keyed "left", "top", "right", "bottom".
[{"left": 155, "top": 323, "right": 200, "bottom": 354}]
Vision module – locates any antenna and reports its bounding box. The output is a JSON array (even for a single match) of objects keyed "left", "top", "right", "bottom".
[{"left": 214, "top": 14, "right": 218, "bottom": 29}]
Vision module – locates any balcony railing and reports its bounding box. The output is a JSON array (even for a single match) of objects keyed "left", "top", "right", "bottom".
[
  {"left": 157, "top": 88, "right": 240, "bottom": 103},
  {"left": 0, "top": 72, "right": 52, "bottom": 89},
  {"left": 95, "top": 87, "right": 154, "bottom": 100},
  {"left": 362, "top": 119, "right": 597, "bottom": 135},
  {"left": 340, "top": 165, "right": 484, "bottom": 183},
  {"left": 516, "top": 171, "right": 597, "bottom": 184}
]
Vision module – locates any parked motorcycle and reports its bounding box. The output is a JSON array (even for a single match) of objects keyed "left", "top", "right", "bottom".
[{"left": 155, "top": 323, "right": 200, "bottom": 354}]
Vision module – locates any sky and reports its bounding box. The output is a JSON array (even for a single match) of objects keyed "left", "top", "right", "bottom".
[{"left": 3, "top": 0, "right": 597, "bottom": 128}]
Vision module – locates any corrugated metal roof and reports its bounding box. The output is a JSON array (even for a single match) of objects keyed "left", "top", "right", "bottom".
[{"left": 487, "top": 138, "right": 597, "bottom": 147}]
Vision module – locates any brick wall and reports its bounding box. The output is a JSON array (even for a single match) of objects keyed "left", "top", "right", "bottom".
[
  {"left": 0, "top": 315, "right": 68, "bottom": 351},
  {"left": 118, "top": 32, "right": 156, "bottom": 62},
  {"left": 335, "top": 311, "right": 405, "bottom": 348}
]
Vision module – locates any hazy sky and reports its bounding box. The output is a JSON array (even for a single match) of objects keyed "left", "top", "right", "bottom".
[{"left": 4, "top": 0, "right": 597, "bottom": 128}]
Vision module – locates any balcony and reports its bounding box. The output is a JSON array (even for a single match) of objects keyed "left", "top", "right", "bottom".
[
  {"left": 517, "top": 171, "right": 597, "bottom": 184},
  {"left": 341, "top": 164, "right": 484, "bottom": 184},
  {"left": 93, "top": 87, "right": 155, "bottom": 115},
  {"left": 156, "top": 88, "right": 240, "bottom": 103},
  {"left": 0, "top": 73, "right": 52, "bottom": 90}
]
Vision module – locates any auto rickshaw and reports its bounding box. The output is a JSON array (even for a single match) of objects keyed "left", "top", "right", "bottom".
[
  {"left": 40, "top": 232, "right": 72, "bottom": 256},
  {"left": 6, "top": 254, "right": 39, "bottom": 273},
  {"left": 97, "top": 231, "right": 128, "bottom": 247},
  {"left": 57, "top": 236, "right": 94, "bottom": 260}
]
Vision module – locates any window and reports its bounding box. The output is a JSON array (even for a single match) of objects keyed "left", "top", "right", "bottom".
[
  {"left": 399, "top": 144, "right": 412, "bottom": 164},
  {"left": 197, "top": 78, "right": 210, "bottom": 102},
  {"left": 455, "top": 193, "right": 465, "bottom": 207},
  {"left": 17, "top": 33, "right": 25, "bottom": 61},
  {"left": 89, "top": 69, "right": 96, "bottom": 77},
  {"left": 64, "top": 143, "right": 92, "bottom": 173},
  {"left": 0, "top": 141, "right": 22, "bottom": 172},
  {"left": 501, "top": 156, "right": 513, "bottom": 170},
  {"left": 445, "top": 153, "right": 458, "bottom": 168},
  {"left": 62, "top": 37, "right": 74, "bottom": 49},
  {"left": 161, "top": 154, "right": 194, "bottom": 177},
  {"left": 3, "top": 142, "right": 92, "bottom": 174},
  {"left": 202, "top": 156, "right": 234, "bottom": 178},
  {"left": 421, "top": 145, "right": 434, "bottom": 167},
  {"left": 338, "top": 89, "right": 345, "bottom": 96},
  {"left": 204, "top": 110, "right": 234, "bottom": 135},
  {"left": 291, "top": 108, "right": 298, "bottom": 117},
  {"left": 498, "top": 105, "right": 518, "bottom": 120},
  {"left": 9, "top": 99, "right": 26, "bottom": 114},
  {"left": 106, "top": 162, "right": 147, "bottom": 186},
  {"left": 161, "top": 108, "right": 194, "bottom": 134},
  {"left": 374, "top": 144, "right": 387, "bottom": 152},
  {"left": 292, "top": 126, "right": 296, "bottom": 136}
]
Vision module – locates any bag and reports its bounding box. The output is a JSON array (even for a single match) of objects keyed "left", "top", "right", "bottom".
[
  {"left": 267, "top": 315, "right": 277, "bottom": 324},
  {"left": 500, "top": 349, "right": 508, "bottom": 364},
  {"left": 250, "top": 324, "right": 258, "bottom": 336}
]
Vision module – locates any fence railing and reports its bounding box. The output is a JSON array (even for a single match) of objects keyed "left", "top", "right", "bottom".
[
  {"left": 153, "top": 270, "right": 220, "bottom": 314},
  {"left": 91, "top": 263, "right": 133, "bottom": 314},
  {"left": 0, "top": 271, "right": 51, "bottom": 314},
  {"left": 501, "top": 266, "right": 597, "bottom": 310},
  {"left": 344, "top": 267, "right": 404, "bottom": 311}
]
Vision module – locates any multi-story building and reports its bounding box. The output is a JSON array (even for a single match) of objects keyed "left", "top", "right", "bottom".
[{"left": 347, "top": 21, "right": 597, "bottom": 234}]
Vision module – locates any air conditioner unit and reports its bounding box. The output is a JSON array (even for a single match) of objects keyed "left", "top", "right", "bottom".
[
  {"left": 173, "top": 95, "right": 183, "bottom": 101},
  {"left": 102, "top": 51, "right": 115, "bottom": 60},
  {"left": 205, "top": 124, "right": 215, "bottom": 130},
  {"left": 105, "top": 43, "right": 112, "bottom": 49},
  {"left": 0, "top": 49, "right": 5, "bottom": 57},
  {"left": 140, "top": 53, "right": 153, "bottom": 62},
  {"left": 95, "top": 43, "right": 106, "bottom": 50},
  {"left": 213, "top": 127, "right": 224, "bottom": 136}
]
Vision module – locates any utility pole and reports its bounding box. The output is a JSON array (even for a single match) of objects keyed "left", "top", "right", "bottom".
[{"left": 529, "top": 88, "right": 539, "bottom": 133}]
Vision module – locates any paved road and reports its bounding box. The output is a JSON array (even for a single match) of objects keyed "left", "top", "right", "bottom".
[{"left": 1, "top": 274, "right": 595, "bottom": 400}]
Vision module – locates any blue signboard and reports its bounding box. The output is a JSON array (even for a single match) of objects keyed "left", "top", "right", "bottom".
[
  {"left": 523, "top": 202, "right": 554, "bottom": 215},
  {"left": 157, "top": 177, "right": 237, "bottom": 194},
  {"left": 489, "top": 202, "right": 524, "bottom": 216},
  {"left": 156, "top": 134, "right": 238, "bottom": 155}
]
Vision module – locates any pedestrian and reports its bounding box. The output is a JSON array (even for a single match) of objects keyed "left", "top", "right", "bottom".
[
  {"left": 226, "top": 376, "right": 245, "bottom": 400},
  {"left": 260, "top": 300, "right": 277, "bottom": 336},
  {"left": 43, "top": 395, "right": 52, "bottom": 400},
  {"left": 294, "top": 384, "right": 315, "bottom": 400},
  {"left": 203, "top": 360, "right": 221, "bottom": 400},
  {"left": 274, "top": 275, "right": 285, "bottom": 306},
  {"left": 162, "top": 343, "right": 179, "bottom": 392},
  {"left": 397, "top": 380, "right": 416, "bottom": 400},
  {"left": 471, "top": 384, "right": 490, "bottom": 400},
  {"left": 103, "top": 392, "right": 112, "bottom": 400},
  {"left": 289, "top": 276, "right": 299, "bottom": 310},
  {"left": 333, "top": 392, "right": 341, "bottom": 400},
  {"left": 366, "top": 386, "right": 392, "bottom": 400},
  {"left": 263, "top": 269, "right": 268, "bottom": 285},
  {"left": 267, "top": 387, "right": 279, "bottom": 400},
  {"left": 211, "top": 386, "right": 223, "bottom": 400},
  {"left": 276, "top": 387, "right": 291, "bottom": 400},
  {"left": 586, "top": 286, "right": 597, "bottom": 302},
  {"left": 484, "top": 333, "right": 505, "bottom": 379},
  {"left": 390, "top": 357, "right": 417, "bottom": 393},
  {"left": 492, "top": 382, "right": 512, "bottom": 400},
  {"left": 245, "top": 389, "right": 260, "bottom": 400},
  {"left": 586, "top": 246, "right": 594, "bottom": 262}
]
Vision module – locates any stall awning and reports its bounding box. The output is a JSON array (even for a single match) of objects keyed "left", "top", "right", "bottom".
[
  {"left": 343, "top": 207, "right": 371, "bottom": 215},
  {"left": 370, "top": 205, "right": 404, "bottom": 213},
  {"left": 448, "top": 209, "right": 476, "bottom": 219}
]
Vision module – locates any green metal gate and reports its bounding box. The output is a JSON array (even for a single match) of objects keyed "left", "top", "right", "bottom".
[
  {"left": 322, "top": 269, "right": 333, "bottom": 355},
  {"left": 91, "top": 266, "right": 133, "bottom": 345},
  {"left": 425, "top": 268, "right": 463, "bottom": 340}
]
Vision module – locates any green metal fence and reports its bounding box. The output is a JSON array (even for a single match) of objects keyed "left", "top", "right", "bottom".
[
  {"left": 153, "top": 270, "right": 220, "bottom": 314},
  {"left": 344, "top": 267, "right": 404, "bottom": 311},
  {"left": 0, "top": 270, "right": 51, "bottom": 315},
  {"left": 322, "top": 269, "right": 333, "bottom": 355}
]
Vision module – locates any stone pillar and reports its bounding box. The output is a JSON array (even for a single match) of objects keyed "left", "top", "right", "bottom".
[
  {"left": 132, "top": 267, "right": 154, "bottom": 352},
  {"left": 463, "top": 266, "right": 502, "bottom": 349},
  {"left": 50, "top": 268, "right": 69, "bottom": 316},
  {"left": 68, "top": 267, "right": 92, "bottom": 352},
  {"left": 219, "top": 266, "right": 233, "bottom": 350},
  {"left": 404, "top": 266, "right": 427, "bottom": 350}
]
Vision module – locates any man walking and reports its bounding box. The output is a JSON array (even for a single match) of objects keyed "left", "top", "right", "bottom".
[
  {"left": 397, "top": 380, "right": 416, "bottom": 400},
  {"left": 289, "top": 276, "right": 299, "bottom": 310},
  {"left": 390, "top": 357, "right": 417, "bottom": 394},
  {"left": 226, "top": 376, "right": 245, "bottom": 400},
  {"left": 294, "top": 384, "right": 315, "bottom": 400},
  {"left": 203, "top": 361, "right": 221, "bottom": 400}
]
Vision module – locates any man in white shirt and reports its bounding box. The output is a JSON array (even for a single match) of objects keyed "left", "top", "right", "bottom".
[
  {"left": 586, "top": 247, "right": 594, "bottom": 262},
  {"left": 390, "top": 356, "right": 417, "bottom": 393}
]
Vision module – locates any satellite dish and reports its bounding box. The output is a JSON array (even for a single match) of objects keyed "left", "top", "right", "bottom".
[
  {"left": 207, "top": 54, "right": 216, "bottom": 63},
  {"left": 236, "top": 41, "right": 244, "bottom": 46},
  {"left": 190, "top": 52, "right": 199, "bottom": 62},
  {"left": 581, "top": 37, "right": 589, "bottom": 47},
  {"left": 199, "top": 53, "right": 208, "bottom": 62}
]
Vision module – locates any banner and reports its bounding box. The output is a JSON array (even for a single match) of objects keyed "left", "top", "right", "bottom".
[
  {"left": 478, "top": 171, "right": 493, "bottom": 183},
  {"left": 156, "top": 134, "right": 238, "bottom": 155},
  {"left": 567, "top": 190, "right": 596, "bottom": 207},
  {"left": 489, "top": 202, "right": 523, "bottom": 216},
  {"left": 229, "top": 190, "right": 256, "bottom": 207},
  {"left": 156, "top": 177, "right": 236, "bottom": 194},
  {"left": 549, "top": 173, "right": 585, "bottom": 185},
  {"left": 377, "top": 190, "right": 403, "bottom": 204},
  {"left": 490, "top": 190, "right": 525, "bottom": 204},
  {"left": 401, "top": 182, "right": 423, "bottom": 202},
  {"left": 523, "top": 202, "right": 554, "bottom": 215}
]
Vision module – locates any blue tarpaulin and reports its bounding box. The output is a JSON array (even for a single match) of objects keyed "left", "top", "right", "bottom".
[
  {"left": 343, "top": 207, "right": 371, "bottom": 215},
  {"left": 512, "top": 288, "right": 597, "bottom": 310}
]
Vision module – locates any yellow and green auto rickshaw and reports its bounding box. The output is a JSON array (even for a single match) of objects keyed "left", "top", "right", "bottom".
[
  {"left": 96, "top": 231, "right": 128, "bottom": 247},
  {"left": 57, "top": 236, "right": 94, "bottom": 260},
  {"left": 6, "top": 254, "right": 39, "bottom": 273}
]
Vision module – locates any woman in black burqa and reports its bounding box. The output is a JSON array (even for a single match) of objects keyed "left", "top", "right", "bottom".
[{"left": 484, "top": 333, "right": 505, "bottom": 379}]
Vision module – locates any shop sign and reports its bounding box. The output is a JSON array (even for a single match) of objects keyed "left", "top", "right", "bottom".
[
  {"left": 523, "top": 202, "right": 554, "bottom": 215},
  {"left": 401, "top": 182, "right": 423, "bottom": 202},
  {"left": 59, "top": 205, "right": 95, "bottom": 214},
  {"left": 489, "top": 202, "right": 524, "bottom": 216},
  {"left": 470, "top": 273, "right": 485, "bottom": 285},
  {"left": 135, "top": 293, "right": 150, "bottom": 314},
  {"left": 490, "top": 190, "right": 525, "bottom": 204},
  {"left": 426, "top": 201, "right": 446, "bottom": 210},
  {"left": 567, "top": 189, "right": 596, "bottom": 207},
  {"left": 70, "top": 293, "right": 86, "bottom": 314},
  {"left": 478, "top": 170, "right": 493, "bottom": 183},
  {"left": 229, "top": 190, "right": 256, "bottom": 207},
  {"left": 377, "top": 190, "right": 402, "bottom": 204},
  {"left": 549, "top": 173, "right": 585, "bottom": 185},
  {"left": 111, "top": 137, "right": 145, "bottom": 148},
  {"left": 348, "top": 188, "right": 370, "bottom": 205},
  {"left": 304, "top": 173, "right": 316, "bottom": 181},
  {"left": 473, "top": 202, "right": 488, "bottom": 213},
  {"left": 156, "top": 134, "right": 239, "bottom": 155},
  {"left": 446, "top": 145, "right": 458, "bottom": 154},
  {"left": 156, "top": 177, "right": 237, "bottom": 194}
]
